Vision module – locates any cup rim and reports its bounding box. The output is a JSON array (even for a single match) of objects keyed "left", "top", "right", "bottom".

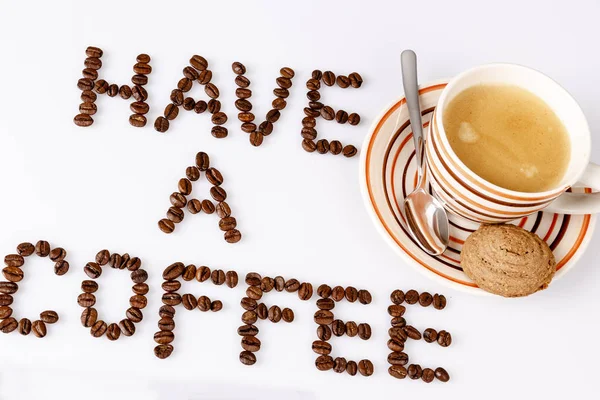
[{"left": 435, "top": 62, "right": 591, "bottom": 197}]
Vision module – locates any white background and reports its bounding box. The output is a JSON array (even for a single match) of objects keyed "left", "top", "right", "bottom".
[{"left": 0, "top": 0, "right": 599, "bottom": 399}]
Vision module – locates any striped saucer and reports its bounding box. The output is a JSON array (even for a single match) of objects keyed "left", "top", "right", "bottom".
[{"left": 359, "top": 80, "right": 596, "bottom": 294}]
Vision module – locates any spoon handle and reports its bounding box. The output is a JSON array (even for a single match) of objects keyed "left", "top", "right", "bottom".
[{"left": 401, "top": 50, "right": 424, "bottom": 180}]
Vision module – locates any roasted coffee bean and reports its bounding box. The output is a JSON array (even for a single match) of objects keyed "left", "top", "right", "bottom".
[
  {"left": 159, "top": 305, "right": 175, "bottom": 319},
  {"left": 301, "top": 127, "right": 317, "bottom": 140},
  {"left": 241, "top": 122, "right": 256, "bottom": 133},
  {"left": 81, "top": 307, "right": 98, "bottom": 327},
  {"left": 358, "top": 323, "right": 372, "bottom": 340},
  {"left": 320, "top": 106, "right": 335, "bottom": 120},
  {"left": 390, "top": 289, "right": 405, "bottom": 304},
  {"left": 302, "top": 139, "right": 316, "bottom": 153},
  {"left": 0, "top": 317, "right": 17, "bottom": 333},
  {"left": 94, "top": 249, "right": 109, "bottom": 266},
  {"left": 268, "top": 305, "right": 282, "bottom": 322},
  {"left": 322, "top": 71, "right": 335, "bottom": 86},
  {"left": 177, "top": 77, "right": 193, "bottom": 92},
  {"left": 170, "top": 191, "right": 187, "bottom": 208},
  {"left": 279, "top": 308, "right": 293, "bottom": 323},
  {"left": 358, "top": 360, "right": 374, "bottom": 376},
  {"left": 176, "top": 178, "right": 192, "bottom": 196},
  {"left": 198, "top": 70, "right": 213, "bottom": 85},
  {"left": 190, "top": 55, "right": 208, "bottom": 71},
  {"left": 266, "top": 109, "right": 280, "bottom": 123},
  {"left": 316, "top": 298, "right": 335, "bottom": 311},
  {"left": 132, "top": 282, "right": 149, "bottom": 295},
  {"left": 389, "top": 365, "right": 408, "bottom": 379},
  {"left": 238, "top": 324, "right": 258, "bottom": 336},
  {"left": 388, "top": 351, "right": 409, "bottom": 366},
  {"left": 241, "top": 310, "right": 257, "bottom": 324},
  {"left": 225, "top": 270, "right": 238, "bottom": 288},
  {"left": 106, "top": 323, "right": 121, "bottom": 341},
  {"left": 238, "top": 112, "right": 255, "bottom": 123},
  {"left": 272, "top": 97, "right": 287, "bottom": 110},
  {"left": 132, "top": 85, "right": 148, "bottom": 101},
  {"left": 276, "top": 77, "right": 292, "bottom": 89},
  {"left": 130, "top": 294, "right": 148, "bottom": 309},
  {"left": 331, "top": 319, "right": 345, "bottom": 336},
  {"left": 186, "top": 166, "right": 200, "bottom": 182},
  {"left": 170, "top": 89, "right": 184, "bottom": 106},
  {"left": 236, "top": 88, "right": 252, "bottom": 100},
  {"left": 154, "top": 330, "right": 174, "bottom": 344},
  {"left": 306, "top": 78, "right": 320, "bottom": 91},
  {"left": 196, "top": 266, "right": 211, "bottom": 282},
  {"left": 389, "top": 327, "right": 407, "bottom": 342},
  {"left": 348, "top": 113, "right": 360, "bottom": 125},
  {"left": 231, "top": 61, "right": 246, "bottom": 75},
  {"left": 2, "top": 267, "right": 23, "bottom": 282},
  {"left": 311, "top": 69, "right": 323, "bottom": 80},
  {"left": 245, "top": 272, "right": 261, "bottom": 286},
  {"left": 82, "top": 68, "right": 98, "bottom": 80},
  {"left": 215, "top": 202, "right": 231, "bottom": 218},
  {"left": 437, "top": 330, "right": 452, "bottom": 347},
  {"left": 212, "top": 112, "right": 228, "bottom": 125},
  {"left": 16, "top": 242, "right": 35, "bottom": 257},
  {"left": 355, "top": 290, "right": 372, "bottom": 305},
  {"left": 158, "top": 218, "right": 175, "bottom": 233},
  {"left": 182, "top": 293, "right": 198, "bottom": 310},
  {"left": 0, "top": 282, "right": 17, "bottom": 294},
  {"left": 83, "top": 262, "right": 102, "bottom": 279},
  {"left": 309, "top": 101, "right": 323, "bottom": 110},
  {"left": 312, "top": 340, "right": 332, "bottom": 355},
  {"left": 211, "top": 269, "right": 226, "bottom": 285},
  {"left": 186, "top": 199, "right": 202, "bottom": 214},
  {"left": 435, "top": 367, "right": 450, "bottom": 382},
  {"left": 163, "top": 262, "right": 184, "bottom": 280},
  {"left": 423, "top": 328, "right": 438, "bottom": 343},
  {"left": 74, "top": 114, "right": 93, "bottom": 127},
  {"left": 307, "top": 90, "right": 321, "bottom": 101},
  {"left": 419, "top": 292, "right": 433, "bottom": 307},
  {"left": 421, "top": 368, "right": 435, "bottom": 383},
  {"left": 246, "top": 286, "right": 262, "bottom": 300},
  {"left": 342, "top": 144, "right": 357, "bottom": 157},
  {"left": 182, "top": 66, "right": 199, "bottom": 80},
  {"left": 281, "top": 278, "right": 298, "bottom": 292},
  {"left": 0, "top": 294, "right": 13, "bottom": 306},
  {"left": 79, "top": 101, "right": 97, "bottom": 115},
  {"left": 316, "top": 324, "right": 332, "bottom": 341},
  {"left": 302, "top": 116, "right": 316, "bottom": 128},
  {"left": 85, "top": 57, "right": 102, "bottom": 70},
  {"left": 48, "top": 247, "right": 66, "bottom": 262},
  {"left": 314, "top": 310, "right": 333, "bottom": 325},
  {"left": 107, "top": 84, "right": 119, "bottom": 97},
  {"left": 408, "top": 364, "right": 423, "bottom": 380},
  {"left": 109, "top": 253, "right": 122, "bottom": 269},
  {"left": 272, "top": 86, "right": 290, "bottom": 99},
  {"left": 249, "top": 131, "right": 263, "bottom": 147},
  {"left": 90, "top": 320, "right": 107, "bottom": 338},
  {"left": 194, "top": 100, "right": 208, "bottom": 113},
  {"left": 183, "top": 264, "right": 197, "bottom": 280},
  {"left": 154, "top": 344, "right": 174, "bottom": 359},
  {"left": 162, "top": 280, "right": 181, "bottom": 292},
  {"left": 405, "top": 289, "right": 419, "bottom": 304},
  {"left": 131, "top": 269, "right": 148, "bottom": 284},
  {"left": 279, "top": 67, "right": 295, "bottom": 79},
  {"left": 235, "top": 99, "right": 252, "bottom": 112},
  {"left": 167, "top": 207, "right": 184, "bottom": 223},
  {"left": 131, "top": 74, "right": 148, "bottom": 86},
  {"left": 404, "top": 325, "right": 422, "bottom": 340},
  {"left": 239, "top": 350, "right": 256, "bottom": 365},
  {"left": 155, "top": 115, "right": 171, "bottom": 132},
  {"left": 192, "top": 153, "right": 209, "bottom": 172},
  {"left": 119, "top": 319, "right": 135, "bottom": 336},
  {"left": 349, "top": 72, "right": 363, "bottom": 88},
  {"left": 332, "top": 357, "right": 347, "bottom": 373},
  {"left": 35, "top": 240, "right": 50, "bottom": 257},
  {"left": 78, "top": 293, "right": 96, "bottom": 307},
  {"left": 162, "top": 293, "right": 181, "bottom": 306},
  {"left": 130, "top": 114, "right": 147, "bottom": 128},
  {"left": 182, "top": 97, "right": 196, "bottom": 110},
  {"left": 133, "top": 62, "right": 152, "bottom": 75},
  {"left": 205, "top": 168, "right": 223, "bottom": 186},
  {"left": 433, "top": 293, "right": 447, "bottom": 310},
  {"left": 210, "top": 187, "right": 228, "bottom": 203},
  {"left": 94, "top": 79, "right": 109, "bottom": 94},
  {"left": 391, "top": 317, "right": 406, "bottom": 328},
  {"left": 86, "top": 46, "right": 103, "bottom": 58},
  {"left": 204, "top": 83, "right": 219, "bottom": 99},
  {"left": 235, "top": 75, "right": 250, "bottom": 88},
  {"left": 336, "top": 110, "right": 349, "bottom": 124},
  {"left": 126, "top": 307, "right": 143, "bottom": 323},
  {"left": 17, "top": 318, "right": 31, "bottom": 335},
  {"left": 344, "top": 286, "right": 358, "bottom": 302},
  {"left": 272, "top": 276, "right": 285, "bottom": 292},
  {"left": 256, "top": 303, "right": 268, "bottom": 320},
  {"left": 208, "top": 99, "right": 221, "bottom": 113},
  {"left": 211, "top": 300, "right": 223, "bottom": 312},
  {"left": 298, "top": 282, "right": 313, "bottom": 300},
  {"left": 198, "top": 296, "right": 212, "bottom": 312},
  {"left": 260, "top": 277, "right": 275, "bottom": 292},
  {"left": 336, "top": 75, "right": 350, "bottom": 88},
  {"left": 328, "top": 286, "right": 343, "bottom": 302},
  {"left": 317, "top": 284, "right": 332, "bottom": 298},
  {"left": 328, "top": 140, "right": 342, "bottom": 155},
  {"left": 316, "top": 139, "right": 329, "bottom": 154}
]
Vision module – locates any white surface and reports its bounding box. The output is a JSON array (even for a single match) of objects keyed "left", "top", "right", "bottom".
[{"left": 0, "top": 0, "right": 598, "bottom": 398}]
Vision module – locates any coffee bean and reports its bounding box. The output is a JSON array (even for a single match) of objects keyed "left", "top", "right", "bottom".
[
  {"left": 132, "top": 85, "right": 148, "bottom": 102},
  {"left": 241, "top": 122, "right": 256, "bottom": 133},
  {"left": 273, "top": 88, "right": 289, "bottom": 99},
  {"left": 272, "top": 97, "right": 286, "bottom": 110},
  {"left": 190, "top": 55, "right": 208, "bottom": 71},
  {"left": 183, "top": 66, "right": 199, "bottom": 81},
  {"left": 404, "top": 325, "right": 422, "bottom": 340},
  {"left": 298, "top": 282, "right": 313, "bottom": 300},
  {"left": 163, "top": 262, "right": 184, "bottom": 280},
  {"left": 182, "top": 97, "right": 196, "bottom": 111},
  {"left": 16, "top": 242, "right": 34, "bottom": 257},
  {"left": 107, "top": 84, "right": 119, "bottom": 97},
  {"left": 232, "top": 62, "right": 246, "bottom": 75},
  {"left": 358, "top": 323, "right": 372, "bottom": 340},
  {"left": 276, "top": 77, "right": 292, "bottom": 89},
  {"left": 162, "top": 293, "right": 181, "bottom": 306},
  {"left": 238, "top": 112, "right": 255, "bottom": 123},
  {"left": 126, "top": 307, "right": 143, "bottom": 323},
  {"left": 118, "top": 318, "right": 135, "bottom": 336},
  {"left": 196, "top": 266, "right": 211, "bottom": 282},
  {"left": 94, "top": 79, "right": 109, "bottom": 94},
  {"left": 316, "top": 298, "right": 335, "bottom": 311},
  {"left": 419, "top": 292, "right": 433, "bottom": 307},
  {"left": 79, "top": 101, "right": 97, "bottom": 115},
  {"left": 108, "top": 253, "right": 122, "bottom": 269},
  {"left": 73, "top": 114, "right": 93, "bottom": 127},
  {"left": 181, "top": 294, "right": 198, "bottom": 310},
  {"left": 80, "top": 307, "right": 98, "bottom": 327},
  {"left": 2, "top": 266, "right": 23, "bottom": 282},
  {"left": 260, "top": 276, "right": 275, "bottom": 292},
  {"left": 233, "top": 99, "right": 252, "bottom": 113},
  {"left": 391, "top": 317, "right": 406, "bottom": 328},
  {"left": 158, "top": 218, "right": 175, "bottom": 233},
  {"left": 300, "top": 127, "right": 316, "bottom": 140},
  {"left": 162, "top": 280, "right": 181, "bottom": 292},
  {"left": 358, "top": 360, "right": 374, "bottom": 376},
  {"left": 255, "top": 303, "right": 267, "bottom": 320},
  {"left": 328, "top": 286, "right": 342, "bottom": 302},
  {"left": 170, "top": 192, "right": 187, "bottom": 209},
  {"left": 302, "top": 116, "right": 316, "bottom": 128},
  {"left": 182, "top": 198, "right": 200, "bottom": 214},
  {"left": 267, "top": 305, "right": 282, "bottom": 323},
  {"left": 390, "top": 290, "right": 405, "bottom": 305},
  {"left": 131, "top": 74, "right": 148, "bottom": 86},
  {"left": 239, "top": 350, "right": 256, "bottom": 366},
  {"left": 338, "top": 322, "right": 355, "bottom": 338},
  {"left": 204, "top": 83, "right": 219, "bottom": 99},
  {"left": 211, "top": 300, "right": 223, "bottom": 312},
  {"left": 0, "top": 294, "right": 13, "bottom": 306},
  {"left": 405, "top": 290, "right": 419, "bottom": 304},
  {"left": 133, "top": 63, "right": 152, "bottom": 75},
  {"left": 77, "top": 293, "right": 96, "bottom": 307},
  {"left": 327, "top": 140, "right": 342, "bottom": 155},
  {"left": 306, "top": 79, "right": 320, "bottom": 91},
  {"left": 194, "top": 100, "right": 208, "bottom": 114},
  {"left": 336, "top": 75, "right": 350, "bottom": 88},
  {"left": 280, "top": 278, "right": 298, "bottom": 293},
  {"left": 117, "top": 85, "right": 132, "bottom": 100},
  {"left": 389, "top": 327, "right": 407, "bottom": 342},
  {"left": 209, "top": 187, "right": 227, "bottom": 204},
  {"left": 35, "top": 240, "right": 50, "bottom": 257},
  {"left": 85, "top": 46, "right": 103, "bottom": 58},
  {"left": 278, "top": 67, "right": 294, "bottom": 79},
  {"left": 336, "top": 110, "right": 349, "bottom": 124},
  {"left": 225, "top": 229, "right": 242, "bottom": 243},
  {"left": 238, "top": 324, "right": 258, "bottom": 336},
  {"left": 81, "top": 68, "right": 98, "bottom": 80},
  {"left": 342, "top": 145, "right": 358, "bottom": 157},
  {"left": 316, "top": 324, "right": 332, "bottom": 341},
  {"left": 420, "top": 328, "right": 438, "bottom": 343},
  {"left": 236, "top": 88, "right": 252, "bottom": 100},
  {"left": 388, "top": 351, "right": 409, "bottom": 366},
  {"left": 302, "top": 139, "right": 316, "bottom": 153},
  {"left": 211, "top": 112, "right": 228, "bottom": 125},
  {"left": 222, "top": 271, "right": 238, "bottom": 289},
  {"left": 205, "top": 98, "right": 220, "bottom": 113},
  {"left": 389, "top": 365, "right": 408, "bottom": 379},
  {"left": 215, "top": 202, "right": 231, "bottom": 218},
  {"left": 314, "top": 310, "right": 333, "bottom": 325},
  {"left": 433, "top": 293, "right": 447, "bottom": 310},
  {"left": 348, "top": 113, "right": 361, "bottom": 125},
  {"left": 184, "top": 167, "right": 200, "bottom": 182},
  {"left": 129, "top": 114, "right": 147, "bottom": 128},
  {"left": 203, "top": 168, "right": 222, "bottom": 187},
  {"left": 268, "top": 276, "right": 283, "bottom": 293},
  {"left": 196, "top": 295, "right": 210, "bottom": 312},
  {"left": 342, "top": 287, "right": 357, "bottom": 303},
  {"left": 211, "top": 269, "right": 226, "bottom": 285},
  {"left": 408, "top": 364, "right": 423, "bottom": 380},
  {"left": 132, "top": 282, "right": 148, "bottom": 295},
  {"left": 82, "top": 262, "right": 101, "bottom": 279},
  {"left": 0, "top": 282, "right": 17, "bottom": 294},
  {"left": 166, "top": 207, "right": 184, "bottom": 223},
  {"left": 418, "top": 367, "right": 434, "bottom": 383},
  {"left": 130, "top": 294, "right": 148, "bottom": 309},
  {"left": 312, "top": 340, "right": 332, "bottom": 355},
  {"left": 236, "top": 75, "right": 250, "bottom": 88},
  {"left": 311, "top": 70, "right": 323, "bottom": 80},
  {"left": 437, "top": 330, "right": 452, "bottom": 347},
  {"left": 331, "top": 319, "right": 345, "bottom": 337},
  {"left": 276, "top": 308, "right": 292, "bottom": 324},
  {"left": 307, "top": 90, "right": 320, "bottom": 101},
  {"left": 177, "top": 77, "right": 193, "bottom": 93},
  {"left": 316, "top": 284, "right": 331, "bottom": 298},
  {"left": 92, "top": 251, "right": 108, "bottom": 267},
  {"left": 320, "top": 106, "right": 335, "bottom": 120},
  {"left": 435, "top": 367, "right": 450, "bottom": 382},
  {"left": 246, "top": 286, "right": 262, "bottom": 300},
  {"left": 170, "top": 89, "right": 184, "bottom": 106},
  {"left": 17, "top": 318, "right": 31, "bottom": 335},
  {"left": 159, "top": 305, "right": 175, "bottom": 320},
  {"left": 349, "top": 72, "right": 363, "bottom": 88},
  {"left": 131, "top": 269, "right": 148, "bottom": 284},
  {"left": 332, "top": 357, "right": 347, "bottom": 374},
  {"left": 154, "top": 344, "right": 174, "bottom": 359},
  {"left": 154, "top": 330, "right": 174, "bottom": 344},
  {"left": 198, "top": 70, "right": 213, "bottom": 85},
  {"left": 316, "top": 139, "right": 329, "bottom": 154},
  {"left": 241, "top": 310, "right": 257, "bottom": 324},
  {"left": 154, "top": 116, "right": 171, "bottom": 133},
  {"left": 249, "top": 131, "right": 263, "bottom": 147},
  {"left": 106, "top": 323, "right": 121, "bottom": 341},
  {"left": 90, "top": 321, "right": 107, "bottom": 338},
  {"left": 0, "top": 317, "right": 17, "bottom": 333},
  {"left": 84, "top": 57, "right": 102, "bottom": 70},
  {"left": 322, "top": 71, "right": 335, "bottom": 86}
]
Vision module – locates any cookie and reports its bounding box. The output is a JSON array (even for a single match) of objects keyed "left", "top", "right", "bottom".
[{"left": 461, "top": 224, "right": 556, "bottom": 297}]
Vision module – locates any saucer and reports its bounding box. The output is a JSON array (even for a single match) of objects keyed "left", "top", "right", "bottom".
[{"left": 359, "top": 80, "right": 596, "bottom": 294}]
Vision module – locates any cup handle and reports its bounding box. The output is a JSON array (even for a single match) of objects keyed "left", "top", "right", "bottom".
[{"left": 544, "top": 163, "right": 600, "bottom": 214}]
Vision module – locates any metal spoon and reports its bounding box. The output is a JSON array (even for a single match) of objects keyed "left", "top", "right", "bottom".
[{"left": 400, "top": 50, "right": 449, "bottom": 256}]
